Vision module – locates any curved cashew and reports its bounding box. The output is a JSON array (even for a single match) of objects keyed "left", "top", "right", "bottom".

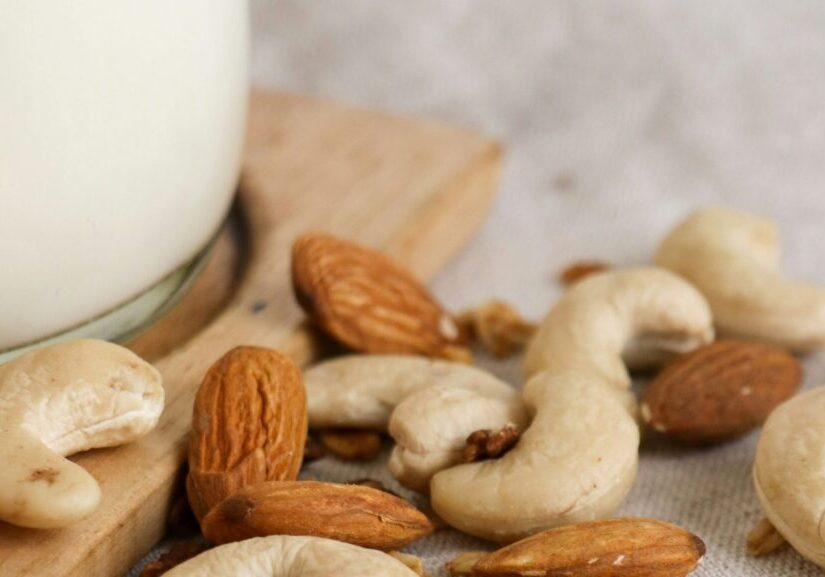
[
  {"left": 0, "top": 339, "right": 163, "bottom": 528},
  {"left": 431, "top": 268, "right": 713, "bottom": 542},
  {"left": 753, "top": 386, "right": 825, "bottom": 568},
  {"left": 656, "top": 207, "right": 825, "bottom": 351},
  {"left": 305, "top": 355, "right": 527, "bottom": 492},
  {"left": 164, "top": 535, "right": 420, "bottom": 577},
  {"left": 389, "top": 380, "right": 526, "bottom": 493},
  {"left": 523, "top": 267, "right": 714, "bottom": 382}
]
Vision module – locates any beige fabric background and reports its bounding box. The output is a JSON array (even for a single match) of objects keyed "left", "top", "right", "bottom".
[{"left": 131, "top": 1, "right": 825, "bottom": 575}]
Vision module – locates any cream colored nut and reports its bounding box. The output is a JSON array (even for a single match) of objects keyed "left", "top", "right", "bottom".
[
  {"left": 388, "top": 552, "right": 430, "bottom": 577},
  {"left": 389, "top": 381, "right": 526, "bottom": 493},
  {"left": 305, "top": 355, "right": 526, "bottom": 493},
  {"left": 0, "top": 339, "right": 163, "bottom": 528},
  {"left": 753, "top": 386, "right": 825, "bottom": 568},
  {"left": 524, "top": 267, "right": 714, "bottom": 382},
  {"left": 431, "top": 268, "right": 713, "bottom": 542},
  {"left": 656, "top": 207, "right": 825, "bottom": 351},
  {"left": 746, "top": 517, "right": 787, "bottom": 557},
  {"left": 305, "top": 355, "right": 511, "bottom": 430},
  {"left": 164, "top": 535, "right": 420, "bottom": 577}
]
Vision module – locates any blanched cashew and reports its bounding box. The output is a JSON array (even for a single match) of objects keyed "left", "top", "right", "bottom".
[
  {"left": 431, "top": 268, "right": 713, "bottom": 542},
  {"left": 0, "top": 339, "right": 163, "bottom": 528},
  {"left": 305, "top": 355, "right": 512, "bottom": 430},
  {"left": 305, "top": 355, "right": 526, "bottom": 492},
  {"left": 656, "top": 207, "right": 825, "bottom": 351},
  {"left": 164, "top": 535, "right": 420, "bottom": 576},
  {"left": 753, "top": 386, "right": 825, "bottom": 568},
  {"left": 523, "top": 268, "right": 714, "bottom": 382},
  {"left": 389, "top": 380, "right": 526, "bottom": 493}
]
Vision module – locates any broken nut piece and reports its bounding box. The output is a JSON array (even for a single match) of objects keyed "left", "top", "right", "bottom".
[
  {"left": 462, "top": 425, "right": 521, "bottom": 462},
  {"left": 458, "top": 300, "right": 536, "bottom": 358},
  {"left": 746, "top": 517, "right": 787, "bottom": 557},
  {"left": 318, "top": 429, "right": 383, "bottom": 461},
  {"left": 559, "top": 260, "right": 611, "bottom": 286},
  {"left": 139, "top": 542, "right": 211, "bottom": 577},
  {"left": 389, "top": 552, "right": 430, "bottom": 577}
]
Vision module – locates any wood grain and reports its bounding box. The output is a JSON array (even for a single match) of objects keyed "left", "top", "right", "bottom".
[{"left": 0, "top": 89, "right": 500, "bottom": 577}]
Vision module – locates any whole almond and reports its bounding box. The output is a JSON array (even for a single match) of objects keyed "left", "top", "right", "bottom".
[
  {"left": 187, "top": 346, "right": 307, "bottom": 520},
  {"left": 641, "top": 340, "right": 801, "bottom": 443},
  {"left": 200, "top": 480, "right": 433, "bottom": 549},
  {"left": 291, "top": 233, "right": 470, "bottom": 361},
  {"left": 463, "top": 518, "right": 704, "bottom": 577}
]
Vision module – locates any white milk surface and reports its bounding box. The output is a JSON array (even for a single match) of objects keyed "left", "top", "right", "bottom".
[{"left": 0, "top": 1, "right": 249, "bottom": 349}]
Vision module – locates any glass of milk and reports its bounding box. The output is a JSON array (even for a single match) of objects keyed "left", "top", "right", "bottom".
[{"left": 0, "top": 1, "right": 249, "bottom": 359}]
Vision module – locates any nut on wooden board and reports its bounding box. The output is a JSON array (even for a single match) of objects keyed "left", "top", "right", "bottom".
[
  {"left": 187, "top": 346, "right": 307, "bottom": 520},
  {"left": 291, "top": 232, "right": 471, "bottom": 361},
  {"left": 0, "top": 339, "right": 163, "bottom": 529}
]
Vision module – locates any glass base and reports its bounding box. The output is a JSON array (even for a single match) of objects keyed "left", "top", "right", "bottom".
[{"left": 0, "top": 239, "right": 213, "bottom": 364}]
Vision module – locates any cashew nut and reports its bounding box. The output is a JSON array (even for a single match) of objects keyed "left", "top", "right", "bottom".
[
  {"left": 430, "top": 268, "right": 713, "bottom": 542},
  {"left": 0, "top": 339, "right": 163, "bottom": 528},
  {"left": 164, "top": 535, "right": 420, "bottom": 576},
  {"left": 389, "top": 380, "right": 526, "bottom": 493},
  {"left": 753, "top": 386, "right": 825, "bottom": 568},
  {"left": 523, "top": 267, "right": 714, "bottom": 382},
  {"left": 656, "top": 207, "right": 825, "bottom": 351},
  {"left": 305, "top": 355, "right": 527, "bottom": 492}
]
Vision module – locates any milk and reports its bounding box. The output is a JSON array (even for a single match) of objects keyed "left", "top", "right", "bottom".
[{"left": 0, "top": 1, "right": 249, "bottom": 350}]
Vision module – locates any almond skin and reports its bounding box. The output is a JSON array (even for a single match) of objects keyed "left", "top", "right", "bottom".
[
  {"left": 186, "top": 346, "right": 307, "bottom": 520},
  {"left": 291, "top": 233, "right": 470, "bottom": 360},
  {"left": 641, "top": 340, "right": 801, "bottom": 443},
  {"left": 470, "top": 518, "right": 705, "bottom": 577},
  {"left": 200, "top": 480, "right": 433, "bottom": 549}
]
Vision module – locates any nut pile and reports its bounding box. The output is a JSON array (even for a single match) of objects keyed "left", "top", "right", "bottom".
[{"left": 5, "top": 206, "right": 825, "bottom": 576}]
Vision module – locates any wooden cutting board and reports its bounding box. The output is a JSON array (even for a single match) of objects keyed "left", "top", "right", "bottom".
[{"left": 0, "top": 90, "right": 501, "bottom": 577}]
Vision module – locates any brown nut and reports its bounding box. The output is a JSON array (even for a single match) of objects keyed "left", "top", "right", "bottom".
[
  {"left": 186, "top": 346, "right": 307, "bottom": 520},
  {"left": 318, "top": 429, "right": 383, "bottom": 461},
  {"left": 291, "top": 233, "right": 470, "bottom": 361},
  {"left": 462, "top": 425, "right": 521, "bottom": 462},
  {"left": 201, "top": 480, "right": 433, "bottom": 549},
  {"left": 641, "top": 340, "right": 801, "bottom": 443},
  {"left": 449, "top": 518, "right": 705, "bottom": 577},
  {"left": 458, "top": 300, "right": 536, "bottom": 358},
  {"left": 559, "top": 260, "right": 611, "bottom": 286}
]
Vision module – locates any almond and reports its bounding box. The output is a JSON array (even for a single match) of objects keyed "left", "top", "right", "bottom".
[
  {"left": 186, "top": 346, "right": 307, "bottom": 520},
  {"left": 291, "top": 233, "right": 470, "bottom": 360},
  {"left": 458, "top": 518, "right": 704, "bottom": 577},
  {"left": 641, "top": 340, "right": 801, "bottom": 443},
  {"left": 200, "top": 480, "right": 433, "bottom": 549}
]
